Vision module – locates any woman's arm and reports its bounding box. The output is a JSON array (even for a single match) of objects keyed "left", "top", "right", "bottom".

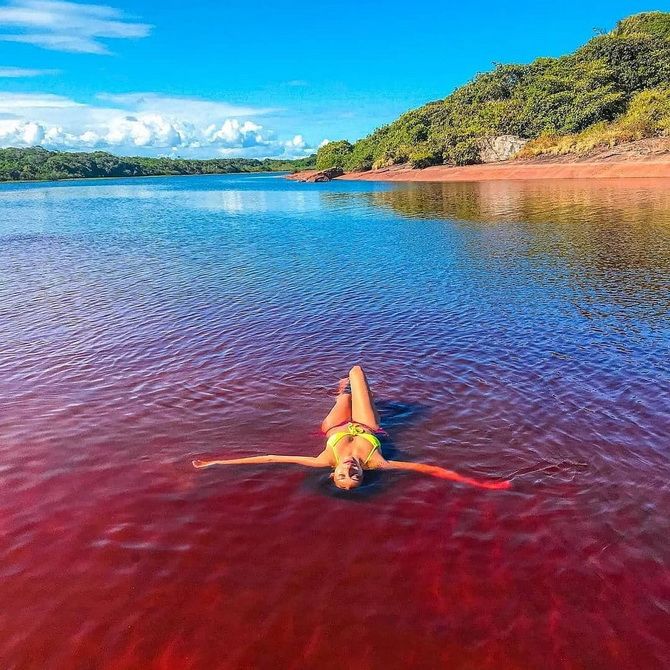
[
  {"left": 192, "top": 454, "right": 330, "bottom": 469},
  {"left": 382, "top": 460, "right": 511, "bottom": 490}
]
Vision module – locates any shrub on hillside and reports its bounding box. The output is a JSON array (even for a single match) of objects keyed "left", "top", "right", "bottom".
[
  {"left": 519, "top": 86, "right": 670, "bottom": 156},
  {"left": 576, "top": 33, "right": 670, "bottom": 94},
  {"left": 622, "top": 86, "right": 670, "bottom": 134},
  {"left": 614, "top": 11, "right": 670, "bottom": 39},
  {"left": 344, "top": 137, "right": 375, "bottom": 171},
  {"left": 409, "top": 145, "right": 442, "bottom": 168},
  {"left": 315, "top": 140, "right": 353, "bottom": 170},
  {"left": 445, "top": 139, "right": 481, "bottom": 166}
]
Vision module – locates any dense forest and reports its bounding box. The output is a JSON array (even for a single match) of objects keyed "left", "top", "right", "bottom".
[
  {"left": 316, "top": 12, "right": 670, "bottom": 170},
  {"left": 0, "top": 147, "right": 316, "bottom": 182}
]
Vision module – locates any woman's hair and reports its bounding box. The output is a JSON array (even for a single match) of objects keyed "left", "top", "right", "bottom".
[
  {"left": 330, "top": 471, "right": 363, "bottom": 490},
  {"left": 318, "top": 470, "right": 385, "bottom": 499}
]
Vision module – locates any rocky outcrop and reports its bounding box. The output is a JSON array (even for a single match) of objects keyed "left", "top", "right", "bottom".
[
  {"left": 286, "top": 167, "right": 344, "bottom": 182},
  {"left": 477, "top": 135, "right": 528, "bottom": 163}
]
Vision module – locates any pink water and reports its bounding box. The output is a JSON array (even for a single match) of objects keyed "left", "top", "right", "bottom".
[{"left": 1, "top": 175, "right": 669, "bottom": 669}]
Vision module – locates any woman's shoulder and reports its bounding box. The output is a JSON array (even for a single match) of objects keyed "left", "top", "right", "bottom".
[
  {"left": 315, "top": 448, "right": 336, "bottom": 466},
  {"left": 364, "top": 452, "right": 388, "bottom": 470}
]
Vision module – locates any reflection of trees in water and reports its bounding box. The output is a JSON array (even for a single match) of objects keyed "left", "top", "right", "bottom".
[
  {"left": 362, "top": 181, "right": 670, "bottom": 321},
  {"left": 368, "top": 179, "right": 670, "bottom": 225}
]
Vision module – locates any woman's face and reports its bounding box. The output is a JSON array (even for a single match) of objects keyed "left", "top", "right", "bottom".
[{"left": 333, "top": 457, "right": 364, "bottom": 490}]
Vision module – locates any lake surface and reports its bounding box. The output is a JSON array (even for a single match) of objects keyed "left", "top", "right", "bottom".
[{"left": 1, "top": 174, "right": 669, "bottom": 669}]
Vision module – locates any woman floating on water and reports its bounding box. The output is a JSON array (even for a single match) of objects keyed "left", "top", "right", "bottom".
[{"left": 193, "top": 365, "right": 511, "bottom": 491}]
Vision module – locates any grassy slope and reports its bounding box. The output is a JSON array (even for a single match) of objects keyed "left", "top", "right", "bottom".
[{"left": 316, "top": 12, "right": 670, "bottom": 171}]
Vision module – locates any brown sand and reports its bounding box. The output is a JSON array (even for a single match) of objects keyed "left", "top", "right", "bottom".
[{"left": 338, "top": 160, "right": 670, "bottom": 183}]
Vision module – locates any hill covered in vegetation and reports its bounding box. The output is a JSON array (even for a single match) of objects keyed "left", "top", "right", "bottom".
[
  {"left": 0, "top": 147, "right": 316, "bottom": 182},
  {"left": 316, "top": 12, "right": 670, "bottom": 171}
]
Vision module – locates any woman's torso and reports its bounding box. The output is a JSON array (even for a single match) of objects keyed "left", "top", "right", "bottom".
[{"left": 324, "top": 423, "right": 385, "bottom": 468}]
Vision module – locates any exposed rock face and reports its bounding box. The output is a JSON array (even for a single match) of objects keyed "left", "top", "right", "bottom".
[
  {"left": 309, "top": 167, "right": 344, "bottom": 182},
  {"left": 286, "top": 167, "right": 344, "bottom": 182},
  {"left": 477, "top": 135, "right": 528, "bottom": 163}
]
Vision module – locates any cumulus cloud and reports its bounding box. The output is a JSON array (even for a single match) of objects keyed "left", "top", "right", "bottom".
[
  {"left": 204, "top": 119, "right": 266, "bottom": 148},
  {"left": 285, "top": 134, "right": 306, "bottom": 150},
  {"left": 0, "top": 91, "right": 314, "bottom": 158},
  {"left": 102, "top": 114, "right": 185, "bottom": 148},
  {"left": 0, "top": 0, "right": 151, "bottom": 54},
  {"left": 0, "top": 118, "right": 44, "bottom": 144}
]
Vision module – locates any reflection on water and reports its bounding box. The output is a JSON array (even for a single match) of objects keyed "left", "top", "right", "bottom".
[
  {"left": 363, "top": 180, "right": 670, "bottom": 322},
  {"left": 366, "top": 179, "right": 670, "bottom": 225},
  {"left": 1, "top": 174, "right": 669, "bottom": 669},
  {"left": 177, "top": 188, "right": 318, "bottom": 213}
]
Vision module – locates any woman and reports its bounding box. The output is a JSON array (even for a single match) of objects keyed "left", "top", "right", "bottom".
[{"left": 193, "top": 365, "right": 511, "bottom": 491}]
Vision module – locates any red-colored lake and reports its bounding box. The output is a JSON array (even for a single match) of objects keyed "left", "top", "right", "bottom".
[{"left": 1, "top": 175, "right": 669, "bottom": 669}]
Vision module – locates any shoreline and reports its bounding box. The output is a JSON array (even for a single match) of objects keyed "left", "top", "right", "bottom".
[
  {"left": 0, "top": 170, "right": 290, "bottom": 187},
  {"left": 336, "top": 159, "right": 670, "bottom": 183}
]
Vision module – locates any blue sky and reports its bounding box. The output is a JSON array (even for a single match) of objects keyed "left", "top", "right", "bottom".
[{"left": 0, "top": 0, "right": 667, "bottom": 158}]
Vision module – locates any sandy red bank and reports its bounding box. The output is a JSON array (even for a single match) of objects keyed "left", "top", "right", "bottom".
[
  {"left": 337, "top": 159, "right": 670, "bottom": 183},
  {"left": 288, "top": 160, "right": 670, "bottom": 183}
]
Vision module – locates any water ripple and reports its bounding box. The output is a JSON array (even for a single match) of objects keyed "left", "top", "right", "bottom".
[{"left": 0, "top": 175, "right": 669, "bottom": 669}]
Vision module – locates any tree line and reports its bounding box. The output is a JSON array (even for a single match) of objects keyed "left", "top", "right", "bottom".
[{"left": 0, "top": 147, "right": 316, "bottom": 182}]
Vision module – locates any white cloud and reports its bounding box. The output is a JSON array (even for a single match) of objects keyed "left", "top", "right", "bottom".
[
  {"left": 0, "top": 0, "right": 151, "bottom": 54},
  {"left": 103, "top": 114, "right": 184, "bottom": 147},
  {"left": 319, "top": 139, "right": 330, "bottom": 147},
  {"left": 0, "top": 91, "right": 314, "bottom": 158},
  {"left": 97, "top": 92, "right": 276, "bottom": 120},
  {"left": 0, "top": 118, "right": 44, "bottom": 143},
  {"left": 0, "top": 65, "right": 58, "bottom": 76},
  {"left": 285, "top": 134, "right": 305, "bottom": 149},
  {"left": 204, "top": 119, "right": 266, "bottom": 148}
]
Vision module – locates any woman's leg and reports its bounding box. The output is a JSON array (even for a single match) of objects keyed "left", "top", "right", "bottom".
[
  {"left": 321, "top": 379, "right": 352, "bottom": 433},
  {"left": 349, "top": 365, "right": 381, "bottom": 430}
]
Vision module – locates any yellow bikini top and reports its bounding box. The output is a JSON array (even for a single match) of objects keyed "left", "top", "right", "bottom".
[{"left": 326, "top": 422, "right": 381, "bottom": 465}]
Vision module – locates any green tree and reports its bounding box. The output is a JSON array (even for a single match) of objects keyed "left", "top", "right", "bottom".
[{"left": 315, "top": 140, "right": 353, "bottom": 170}]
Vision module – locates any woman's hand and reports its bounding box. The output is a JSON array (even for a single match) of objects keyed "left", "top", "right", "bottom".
[{"left": 192, "top": 459, "right": 210, "bottom": 469}]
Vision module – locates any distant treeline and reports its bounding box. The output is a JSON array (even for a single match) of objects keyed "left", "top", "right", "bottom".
[
  {"left": 0, "top": 147, "right": 316, "bottom": 182},
  {"left": 316, "top": 11, "right": 670, "bottom": 170}
]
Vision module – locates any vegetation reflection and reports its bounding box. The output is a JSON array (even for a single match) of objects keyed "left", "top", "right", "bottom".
[{"left": 361, "top": 180, "right": 670, "bottom": 320}]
